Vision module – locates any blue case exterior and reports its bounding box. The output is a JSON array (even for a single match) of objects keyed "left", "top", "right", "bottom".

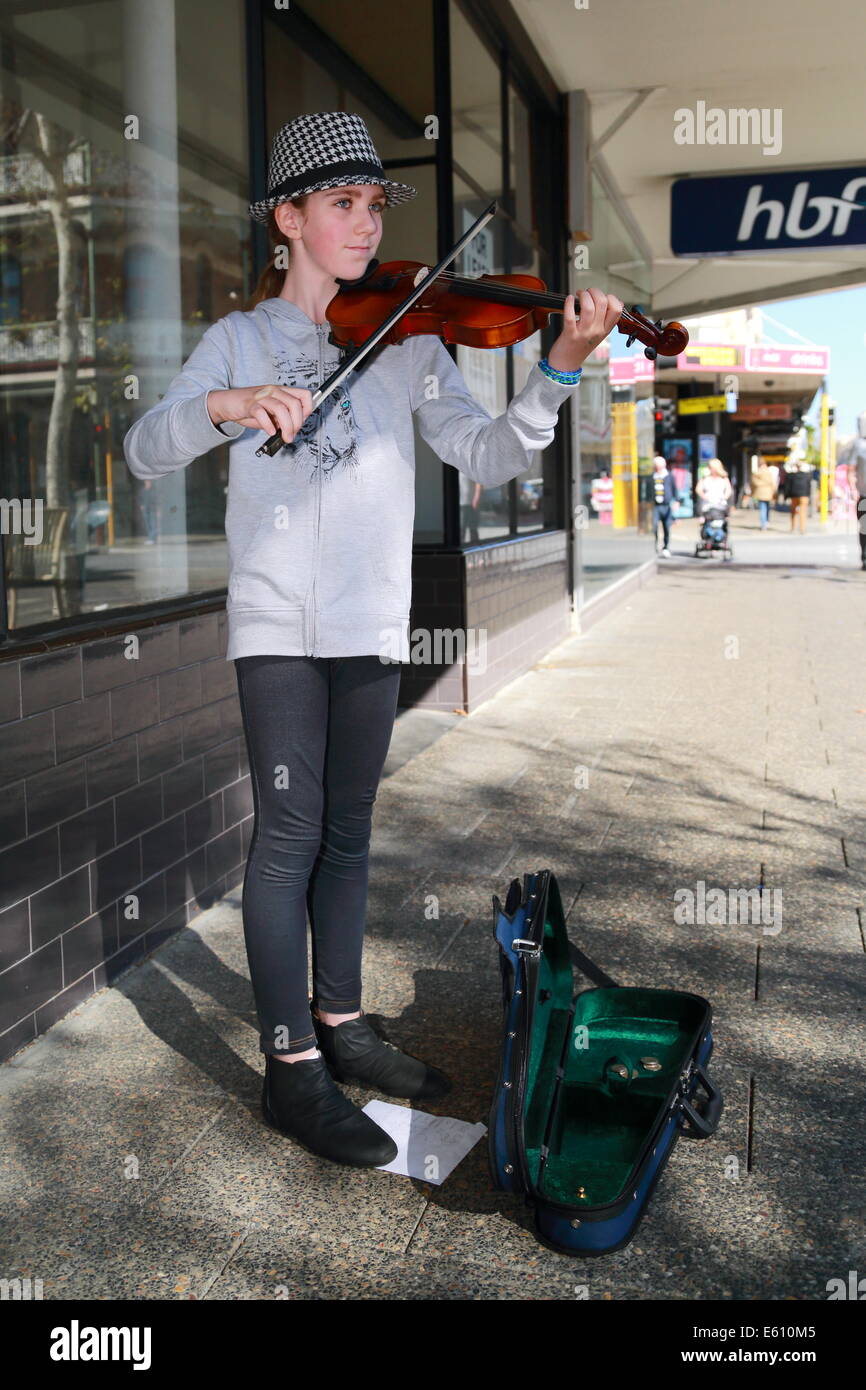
[{"left": 489, "top": 875, "right": 722, "bottom": 1257}]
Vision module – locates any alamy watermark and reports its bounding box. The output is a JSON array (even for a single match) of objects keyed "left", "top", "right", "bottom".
[
  {"left": 674, "top": 101, "right": 782, "bottom": 157},
  {"left": 0, "top": 498, "right": 43, "bottom": 545},
  {"left": 674, "top": 879, "right": 782, "bottom": 935},
  {"left": 377, "top": 626, "right": 488, "bottom": 671}
]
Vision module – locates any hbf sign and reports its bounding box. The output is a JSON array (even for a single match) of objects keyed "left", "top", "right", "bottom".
[{"left": 671, "top": 166, "right": 866, "bottom": 254}]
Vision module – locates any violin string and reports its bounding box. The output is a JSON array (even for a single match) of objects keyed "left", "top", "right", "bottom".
[
  {"left": 382, "top": 267, "right": 640, "bottom": 323},
  {"left": 390, "top": 266, "right": 564, "bottom": 309}
]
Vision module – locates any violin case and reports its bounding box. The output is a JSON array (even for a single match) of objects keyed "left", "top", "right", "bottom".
[{"left": 488, "top": 869, "right": 723, "bottom": 1256}]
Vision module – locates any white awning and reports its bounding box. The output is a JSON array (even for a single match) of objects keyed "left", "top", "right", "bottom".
[{"left": 513, "top": 0, "right": 866, "bottom": 318}]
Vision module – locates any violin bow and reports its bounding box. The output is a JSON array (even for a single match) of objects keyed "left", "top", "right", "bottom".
[{"left": 254, "top": 200, "right": 499, "bottom": 458}]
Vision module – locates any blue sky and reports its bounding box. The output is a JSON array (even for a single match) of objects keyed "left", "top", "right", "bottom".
[{"left": 757, "top": 284, "right": 866, "bottom": 438}]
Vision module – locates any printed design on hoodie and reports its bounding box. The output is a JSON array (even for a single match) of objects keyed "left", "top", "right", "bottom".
[{"left": 272, "top": 349, "right": 359, "bottom": 483}]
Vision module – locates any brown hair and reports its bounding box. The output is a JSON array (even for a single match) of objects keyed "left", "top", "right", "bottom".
[{"left": 244, "top": 196, "right": 309, "bottom": 311}]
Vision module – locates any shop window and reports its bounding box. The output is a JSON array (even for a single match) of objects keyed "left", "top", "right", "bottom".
[
  {"left": 450, "top": 0, "right": 502, "bottom": 202},
  {"left": 1, "top": 254, "right": 22, "bottom": 323},
  {"left": 0, "top": 0, "right": 249, "bottom": 636},
  {"left": 194, "top": 252, "right": 213, "bottom": 322}
]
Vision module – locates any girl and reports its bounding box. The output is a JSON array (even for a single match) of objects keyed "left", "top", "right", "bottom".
[{"left": 124, "top": 111, "right": 623, "bottom": 1169}]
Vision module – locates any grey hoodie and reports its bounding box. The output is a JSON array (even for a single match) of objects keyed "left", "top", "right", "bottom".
[{"left": 123, "top": 296, "right": 581, "bottom": 662}]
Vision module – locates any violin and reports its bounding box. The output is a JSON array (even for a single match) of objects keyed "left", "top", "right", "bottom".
[
  {"left": 327, "top": 259, "right": 688, "bottom": 361},
  {"left": 253, "top": 201, "right": 688, "bottom": 457}
]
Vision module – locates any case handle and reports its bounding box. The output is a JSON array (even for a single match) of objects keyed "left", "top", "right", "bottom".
[{"left": 678, "top": 1065, "right": 723, "bottom": 1139}]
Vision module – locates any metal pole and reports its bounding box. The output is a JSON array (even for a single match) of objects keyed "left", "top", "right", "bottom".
[{"left": 820, "top": 384, "right": 830, "bottom": 524}]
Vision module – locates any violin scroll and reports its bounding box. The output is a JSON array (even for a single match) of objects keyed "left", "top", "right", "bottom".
[{"left": 619, "top": 304, "right": 689, "bottom": 360}]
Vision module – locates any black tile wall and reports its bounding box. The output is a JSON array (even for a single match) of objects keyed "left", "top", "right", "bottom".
[
  {"left": 30, "top": 865, "right": 91, "bottom": 952},
  {"left": 20, "top": 647, "right": 84, "bottom": 716},
  {"left": 0, "top": 898, "right": 29, "bottom": 975},
  {"left": 0, "top": 662, "right": 21, "bottom": 724},
  {"left": 0, "top": 710, "right": 55, "bottom": 784},
  {"left": 86, "top": 734, "right": 139, "bottom": 804},
  {"left": 0, "top": 781, "right": 26, "bottom": 851},
  {"left": 0, "top": 608, "right": 252, "bottom": 1064},
  {"left": 54, "top": 693, "right": 111, "bottom": 763},
  {"left": 402, "top": 533, "right": 571, "bottom": 712}
]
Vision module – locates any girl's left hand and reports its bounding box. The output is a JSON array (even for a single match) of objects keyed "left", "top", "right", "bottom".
[{"left": 548, "top": 289, "right": 624, "bottom": 373}]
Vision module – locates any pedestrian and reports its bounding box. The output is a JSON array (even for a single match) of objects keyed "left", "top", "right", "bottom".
[
  {"left": 136, "top": 478, "right": 159, "bottom": 544},
  {"left": 652, "top": 454, "right": 680, "bottom": 556},
  {"left": 695, "top": 457, "right": 733, "bottom": 513},
  {"left": 785, "top": 460, "right": 811, "bottom": 533},
  {"left": 123, "top": 111, "right": 624, "bottom": 1169},
  {"left": 591, "top": 468, "right": 614, "bottom": 524},
  {"left": 460, "top": 469, "right": 482, "bottom": 543},
  {"left": 750, "top": 459, "right": 777, "bottom": 531},
  {"left": 848, "top": 420, "right": 866, "bottom": 570}
]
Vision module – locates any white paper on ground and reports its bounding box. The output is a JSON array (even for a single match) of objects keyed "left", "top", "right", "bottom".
[{"left": 362, "top": 1100, "right": 487, "bottom": 1183}]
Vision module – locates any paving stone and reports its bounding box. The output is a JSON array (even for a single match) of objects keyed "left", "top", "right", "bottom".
[{"left": 5, "top": 559, "right": 864, "bottom": 1301}]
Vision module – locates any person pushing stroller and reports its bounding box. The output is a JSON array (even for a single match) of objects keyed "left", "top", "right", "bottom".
[{"left": 694, "top": 458, "right": 734, "bottom": 560}]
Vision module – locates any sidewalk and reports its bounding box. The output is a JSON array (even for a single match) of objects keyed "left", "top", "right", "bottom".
[{"left": 2, "top": 551, "right": 864, "bottom": 1300}]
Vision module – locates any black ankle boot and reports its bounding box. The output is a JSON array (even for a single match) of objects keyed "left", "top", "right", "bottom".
[
  {"left": 261, "top": 1051, "right": 398, "bottom": 1167},
  {"left": 312, "top": 1011, "right": 452, "bottom": 1101}
]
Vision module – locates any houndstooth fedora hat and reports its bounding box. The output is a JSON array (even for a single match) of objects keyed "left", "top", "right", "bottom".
[{"left": 248, "top": 111, "right": 416, "bottom": 222}]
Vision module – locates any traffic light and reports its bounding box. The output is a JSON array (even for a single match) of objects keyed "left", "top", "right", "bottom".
[
  {"left": 828, "top": 407, "right": 835, "bottom": 427},
  {"left": 654, "top": 398, "right": 677, "bottom": 434}
]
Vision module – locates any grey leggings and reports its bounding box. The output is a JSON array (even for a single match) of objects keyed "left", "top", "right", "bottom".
[{"left": 234, "top": 654, "right": 402, "bottom": 1056}]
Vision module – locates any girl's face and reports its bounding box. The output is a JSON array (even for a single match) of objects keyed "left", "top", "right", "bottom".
[{"left": 294, "top": 184, "right": 385, "bottom": 279}]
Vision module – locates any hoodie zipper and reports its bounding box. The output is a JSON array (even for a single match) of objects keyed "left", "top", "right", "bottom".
[{"left": 307, "top": 323, "right": 326, "bottom": 658}]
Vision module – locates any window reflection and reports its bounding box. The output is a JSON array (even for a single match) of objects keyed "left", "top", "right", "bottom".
[
  {"left": 450, "top": 1, "right": 501, "bottom": 202},
  {"left": 0, "top": 0, "right": 249, "bottom": 632},
  {"left": 1, "top": 256, "right": 22, "bottom": 323},
  {"left": 453, "top": 169, "right": 510, "bottom": 543},
  {"left": 194, "top": 253, "right": 214, "bottom": 322},
  {"left": 507, "top": 86, "right": 534, "bottom": 254},
  {"left": 450, "top": 60, "right": 563, "bottom": 545},
  {"left": 572, "top": 174, "right": 655, "bottom": 599}
]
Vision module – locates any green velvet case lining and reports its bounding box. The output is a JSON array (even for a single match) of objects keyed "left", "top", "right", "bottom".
[{"left": 522, "top": 917, "right": 704, "bottom": 1206}]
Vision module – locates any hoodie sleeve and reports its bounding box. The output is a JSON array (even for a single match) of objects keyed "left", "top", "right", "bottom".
[
  {"left": 123, "top": 315, "right": 246, "bottom": 480},
  {"left": 407, "top": 335, "right": 580, "bottom": 487}
]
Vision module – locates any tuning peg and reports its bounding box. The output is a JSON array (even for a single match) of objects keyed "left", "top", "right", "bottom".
[
  {"left": 624, "top": 302, "right": 645, "bottom": 348},
  {"left": 644, "top": 347, "right": 657, "bottom": 361}
]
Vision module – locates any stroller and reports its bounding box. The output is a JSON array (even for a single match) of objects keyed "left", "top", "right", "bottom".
[{"left": 695, "top": 502, "right": 733, "bottom": 561}]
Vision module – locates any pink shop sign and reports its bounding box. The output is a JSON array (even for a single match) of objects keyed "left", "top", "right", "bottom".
[
  {"left": 610, "top": 356, "right": 656, "bottom": 384},
  {"left": 746, "top": 346, "right": 830, "bottom": 373}
]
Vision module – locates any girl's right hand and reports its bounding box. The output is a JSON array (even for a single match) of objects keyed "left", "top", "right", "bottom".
[{"left": 208, "top": 385, "right": 315, "bottom": 442}]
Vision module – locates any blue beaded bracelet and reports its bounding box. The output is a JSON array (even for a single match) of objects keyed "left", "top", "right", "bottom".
[{"left": 538, "top": 357, "right": 583, "bottom": 385}]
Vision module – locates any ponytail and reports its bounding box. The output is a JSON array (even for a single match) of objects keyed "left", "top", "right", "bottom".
[{"left": 244, "top": 197, "right": 309, "bottom": 311}]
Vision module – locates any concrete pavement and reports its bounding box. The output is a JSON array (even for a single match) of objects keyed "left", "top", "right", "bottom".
[{"left": 2, "top": 530, "right": 863, "bottom": 1300}]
